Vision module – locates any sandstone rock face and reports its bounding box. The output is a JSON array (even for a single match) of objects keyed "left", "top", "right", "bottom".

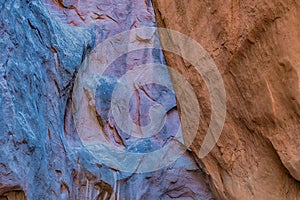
[
  {"left": 152, "top": 0, "right": 300, "bottom": 199},
  {"left": 0, "top": 0, "right": 214, "bottom": 199}
]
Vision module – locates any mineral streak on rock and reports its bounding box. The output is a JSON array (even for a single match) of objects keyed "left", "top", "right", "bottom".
[{"left": 0, "top": 0, "right": 213, "bottom": 199}]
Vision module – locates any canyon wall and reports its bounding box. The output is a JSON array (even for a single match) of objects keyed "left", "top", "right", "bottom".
[
  {"left": 152, "top": 0, "right": 300, "bottom": 199},
  {"left": 1, "top": 0, "right": 300, "bottom": 199},
  {"left": 0, "top": 0, "right": 214, "bottom": 199}
]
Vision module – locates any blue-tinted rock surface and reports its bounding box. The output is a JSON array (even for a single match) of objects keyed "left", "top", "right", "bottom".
[{"left": 0, "top": 0, "right": 213, "bottom": 199}]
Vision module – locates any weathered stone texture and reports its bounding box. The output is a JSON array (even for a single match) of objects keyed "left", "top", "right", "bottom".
[
  {"left": 152, "top": 0, "right": 300, "bottom": 199},
  {"left": 0, "top": 0, "right": 213, "bottom": 199}
]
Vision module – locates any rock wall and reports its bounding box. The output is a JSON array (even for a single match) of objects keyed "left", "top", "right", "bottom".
[
  {"left": 0, "top": 0, "right": 214, "bottom": 199},
  {"left": 2, "top": 0, "right": 299, "bottom": 199},
  {"left": 152, "top": 0, "right": 300, "bottom": 199}
]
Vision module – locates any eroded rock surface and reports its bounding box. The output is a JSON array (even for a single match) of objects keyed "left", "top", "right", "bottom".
[
  {"left": 152, "top": 0, "right": 300, "bottom": 199},
  {"left": 0, "top": 0, "right": 213, "bottom": 199}
]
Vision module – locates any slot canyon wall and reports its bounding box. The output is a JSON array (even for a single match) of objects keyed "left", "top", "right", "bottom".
[
  {"left": 0, "top": 0, "right": 213, "bottom": 199},
  {"left": 0, "top": 0, "right": 299, "bottom": 200},
  {"left": 152, "top": 0, "right": 300, "bottom": 199}
]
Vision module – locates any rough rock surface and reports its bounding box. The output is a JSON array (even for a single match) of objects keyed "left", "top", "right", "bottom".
[
  {"left": 0, "top": 0, "right": 214, "bottom": 199},
  {"left": 152, "top": 0, "right": 300, "bottom": 199}
]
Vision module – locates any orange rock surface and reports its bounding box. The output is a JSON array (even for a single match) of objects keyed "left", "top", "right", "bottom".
[{"left": 152, "top": 0, "right": 300, "bottom": 199}]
